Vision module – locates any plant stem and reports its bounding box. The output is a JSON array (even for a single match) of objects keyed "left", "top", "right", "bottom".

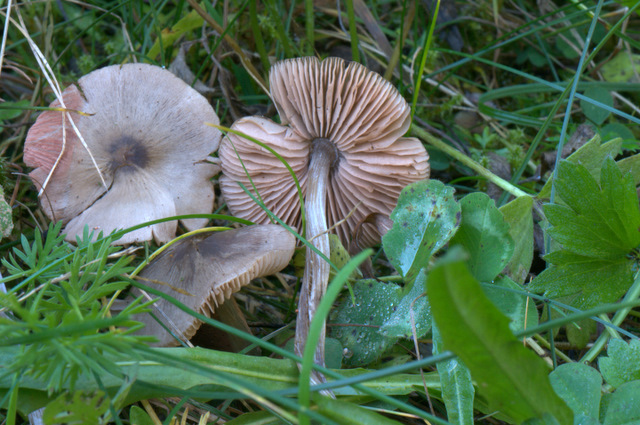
[
  {"left": 295, "top": 139, "right": 335, "bottom": 378},
  {"left": 411, "top": 124, "right": 529, "bottom": 199}
]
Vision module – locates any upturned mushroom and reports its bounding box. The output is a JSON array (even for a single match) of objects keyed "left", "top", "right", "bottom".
[
  {"left": 133, "top": 224, "right": 296, "bottom": 347},
  {"left": 218, "top": 57, "right": 429, "bottom": 371},
  {"left": 24, "top": 63, "right": 221, "bottom": 244}
]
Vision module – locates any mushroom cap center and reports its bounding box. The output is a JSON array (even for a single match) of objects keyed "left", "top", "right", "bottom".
[{"left": 108, "top": 136, "right": 149, "bottom": 173}]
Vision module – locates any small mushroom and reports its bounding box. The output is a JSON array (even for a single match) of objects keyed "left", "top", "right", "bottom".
[
  {"left": 133, "top": 224, "right": 296, "bottom": 347},
  {"left": 24, "top": 63, "right": 221, "bottom": 244},
  {"left": 219, "top": 57, "right": 429, "bottom": 370}
]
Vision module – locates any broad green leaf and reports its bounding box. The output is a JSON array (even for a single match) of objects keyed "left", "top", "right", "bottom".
[
  {"left": 225, "top": 410, "right": 279, "bottom": 424},
  {"left": 618, "top": 153, "right": 640, "bottom": 186},
  {"left": 530, "top": 253, "right": 634, "bottom": 309},
  {"left": 549, "top": 363, "right": 602, "bottom": 420},
  {"left": 314, "top": 395, "right": 403, "bottom": 425},
  {"left": 599, "top": 339, "right": 640, "bottom": 388},
  {"left": 538, "top": 135, "right": 620, "bottom": 199},
  {"left": 0, "top": 345, "right": 434, "bottom": 414},
  {"left": 147, "top": 10, "right": 204, "bottom": 59},
  {"left": 329, "top": 273, "right": 431, "bottom": 366},
  {"left": 43, "top": 390, "right": 110, "bottom": 425},
  {"left": 129, "top": 406, "right": 156, "bottom": 425},
  {"left": 548, "top": 158, "right": 640, "bottom": 258},
  {"left": 500, "top": 196, "right": 534, "bottom": 284},
  {"left": 329, "top": 234, "right": 362, "bottom": 281},
  {"left": 602, "top": 381, "right": 640, "bottom": 425},
  {"left": 601, "top": 51, "right": 640, "bottom": 83},
  {"left": 0, "top": 187, "right": 12, "bottom": 239},
  {"left": 0, "top": 100, "right": 30, "bottom": 120},
  {"left": 432, "top": 321, "right": 474, "bottom": 425},
  {"left": 581, "top": 86, "right": 613, "bottom": 125},
  {"left": 531, "top": 158, "right": 640, "bottom": 309},
  {"left": 382, "top": 180, "right": 460, "bottom": 284},
  {"left": 565, "top": 319, "right": 596, "bottom": 350},
  {"left": 450, "top": 192, "right": 514, "bottom": 282},
  {"left": 426, "top": 253, "right": 573, "bottom": 425},
  {"left": 380, "top": 270, "right": 431, "bottom": 338},
  {"left": 329, "top": 279, "right": 402, "bottom": 366},
  {"left": 483, "top": 276, "right": 538, "bottom": 333}
]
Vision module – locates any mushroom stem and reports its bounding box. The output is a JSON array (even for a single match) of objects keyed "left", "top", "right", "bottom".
[{"left": 295, "top": 138, "right": 337, "bottom": 373}]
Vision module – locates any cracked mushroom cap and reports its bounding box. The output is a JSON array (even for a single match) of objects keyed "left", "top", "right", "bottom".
[
  {"left": 219, "top": 57, "right": 429, "bottom": 247},
  {"left": 24, "top": 63, "right": 221, "bottom": 244},
  {"left": 133, "top": 224, "right": 296, "bottom": 347}
]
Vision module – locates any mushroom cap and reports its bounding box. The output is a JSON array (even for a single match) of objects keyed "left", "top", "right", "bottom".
[
  {"left": 133, "top": 224, "right": 296, "bottom": 346},
  {"left": 219, "top": 57, "right": 429, "bottom": 247},
  {"left": 24, "top": 63, "right": 221, "bottom": 244}
]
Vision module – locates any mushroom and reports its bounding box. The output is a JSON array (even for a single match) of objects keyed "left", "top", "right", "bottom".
[
  {"left": 24, "top": 63, "right": 221, "bottom": 244},
  {"left": 218, "top": 57, "right": 429, "bottom": 370},
  {"left": 133, "top": 224, "right": 296, "bottom": 347}
]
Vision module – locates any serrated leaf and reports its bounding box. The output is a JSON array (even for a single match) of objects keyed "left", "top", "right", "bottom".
[
  {"left": 531, "top": 158, "right": 640, "bottom": 309},
  {"left": 382, "top": 180, "right": 460, "bottom": 284},
  {"left": 599, "top": 339, "right": 640, "bottom": 388},
  {"left": 450, "top": 192, "right": 514, "bottom": 282},
  {"left": 380, "top": 270, "right": 431, "bottom": 338},
  {"left": 500, "top": 196, "right": 534, "bottom": 284},
  {"left": 432, "top": 321, "right": 474, "bottom": 425},
  {"left": 551, "top": 158, "right": 640, "bottom": 256},
  {"left": 549, "top": 363, "right": 602, "bottom": 420},
  {"left": 329, "top": 279, "right": 402, "bottom": 366},
  {"left": 529, "top": 254, "right": 634, "bottom": 309},
  {"left": 427, "top": 252, "right": 574, "bottom": 425},
  {"left": 601, "top": 381, "right": 640, "bottom": 425},
  {"left": 538, "top": 135, "right": 621, "bottom": 199},
  {"left": 581, "top": 86, "right": 613, "bottom": 125}
]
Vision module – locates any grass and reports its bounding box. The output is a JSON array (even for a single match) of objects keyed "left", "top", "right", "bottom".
[{"left": 2, "top": 1, "right": 640, "bottom": 424}]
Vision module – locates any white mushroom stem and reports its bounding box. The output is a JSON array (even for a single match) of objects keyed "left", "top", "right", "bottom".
[{"left": 295, "top": 138, "right": 337, "bottom": 373}]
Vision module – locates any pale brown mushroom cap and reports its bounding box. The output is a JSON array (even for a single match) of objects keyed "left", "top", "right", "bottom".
[
  {"left": 24, "top": 63, "right": 221, "bottom": 244},
  {"left": 133, "top": 224, "right": 296, "bottom": 347},
  {"left": 220, "top": 57, "right": 429, "bottom": 246}
]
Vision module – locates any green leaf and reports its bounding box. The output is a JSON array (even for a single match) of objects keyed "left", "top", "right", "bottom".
[
  {"left": 565, "top": 319, "right": 596, "bottom": 350},
  {"left": 129, "top": 405, "right": 157, "bottom": 425},
  {"left": 0, "top": 187, "right": 12, "bottom": 239},
  {"left": 529, "top": 254, "right": 634, "bottom": 309},
  {"left": 500, "top": 196, "right": 534, "bottom": 284},
  {"left": 483, "top": 276, "right": 538, "bottom": 333},
  {"left": 550, "top": 158, "right": 640, "bottom": 257},
  {"left": 581, "top": 86, "right": 613, "bottom": 125},
  {"left": 42, "top": 390, "right": 110, "bottom": 425},
  {"left": 314, "top": 395, "right": 404, "bottom": 425},
  {"left": 537, "top": 135, "right": 621, "bottom": 199},
  {"left": 549, "top": 363, "right": 602, "bottom": 420},
  {"left": 329, "top": 273, "right": 431, "bottom": 366},
  {"left": 601, "top": 381, "right": 640, "bottom": 425},
  {"left": 426, "top": 252, "right": 573, "bottom": 425},
  {"left": 329, "top": 279, "right": 402, "bottom": 366},
  {"left": 601, "top": 51, "right": 640, "bottom": 83},
  {"left": 382, "top": 180, "right": 460, "bottom": 284},
  {"left": 450, "top": 192, "right": 514, "bottom": 282},
  {"left": 599, "top": 338, "right": 640, "bottom": 388},
  {"left": 432, "top": 321, "right": 474, "bottom": 425},
  {"left": 380, "top": 270, "right": 431, "bottom": 338},
  {"left": 531, "top": 158, "right": 640, "bottom": 309}
]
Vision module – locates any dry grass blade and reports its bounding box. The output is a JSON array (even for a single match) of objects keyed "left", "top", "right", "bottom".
[{"left": 8, "top": 5, "right": 107, "bottom": 194}]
